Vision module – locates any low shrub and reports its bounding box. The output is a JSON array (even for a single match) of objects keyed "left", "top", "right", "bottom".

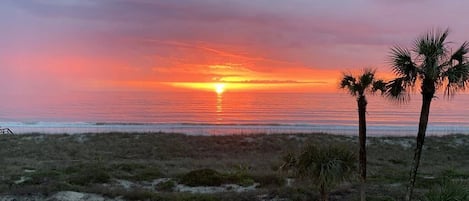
[
  {"left": 180, "top": 169, "right": 225, "bottom": 187},
  {"left": 132, "top": 167, "right": 163, "bottom": 181},
  {"left": 111, "top": 164, "right": 163, "bottom": 181},
  {"left": 65, "top": 164, "right": 111, "bottom": 185},
  {"left": 423, "top": 181, "right": 469, "bottom": 201},
  {"left": 180, "top": 168, "right": 259, "bottom": 187}
]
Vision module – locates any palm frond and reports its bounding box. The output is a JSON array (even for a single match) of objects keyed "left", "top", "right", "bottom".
[
  {"left": 414, "top": 29, "right": 450, "bottom": 80},
  {"left": 390, "top": 46, "right": 418, "bottom": 82},
  {"left": 443, "top": 63, "right": 469, "bottom": 96},
  {"left": 372, "top": 79, "right": 387, "bottom": 94},
  {"left": 295, "top": 145, "right": 356, "bottom": 190},
  {"left": 414, "top": 28, "right": 449, "bottom": 58},
  {"left": 280, "top": 153, "right": 297, "bottom": 171},
  {"left": 358, "top": 68, "right": 375, "bottom": 89},
  {"left": 385, "top": 77, "right": 410, "bottom": 103},
  {"left": 340, "top": 73, "right": 358, "bottom": 96},
  {"left": 450, "top": 41, "right": 469, "bottom": 64},
  {"left": 424, "top": 181, "right": 469, "bottom": 201},
  {"left": 340, "top": 69, "right": 387, "bottom": 97}
]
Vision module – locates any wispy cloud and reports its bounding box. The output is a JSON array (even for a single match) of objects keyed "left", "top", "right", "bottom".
[{"left": 2, "top": 0, "right": 469, "bottom": 92}]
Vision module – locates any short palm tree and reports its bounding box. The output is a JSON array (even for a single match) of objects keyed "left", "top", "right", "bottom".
[
  {"left": 424, "top": 181, "right": 469, "bottom": 201},
  {"left": 340, "top": 68, "right": 386, "bottom": 201},
  {"left": 386, "top": 29, "right": 469, "bottom": 201},
  {"left": 282, "top": 145, "right": 356, "bottom": 201}
]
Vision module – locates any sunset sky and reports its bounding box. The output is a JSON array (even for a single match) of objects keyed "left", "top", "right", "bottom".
[{"left": 2, "top": 0, "right": 469, "bottom": 94}]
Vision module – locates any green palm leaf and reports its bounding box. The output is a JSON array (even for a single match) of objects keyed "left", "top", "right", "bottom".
[
  {"left": 390, "top": 46, "right": 418, "bottom": 82},
  {"left": 285, "top": 145, "right": 357, "bottom": 192},
  {"left": 372, "top": 80, "right": 387, "bottom": 94},
  {"left": 444, "top": 63, "right": 469, "bottom": 96},
  {"left": 385, "top": 77, "right": 409, "bottom": 102},
  {"left": 450, "top": 41, "right": 469, "bottom": 64}
]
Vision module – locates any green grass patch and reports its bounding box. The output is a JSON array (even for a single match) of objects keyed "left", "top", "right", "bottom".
[
  {"left": 423, "top": 181, "right": 469, "bottom": 201},
  {"left": 2, "top": 133, "right": 469, "bottom": 201},
  {"left": 180, "top": 168, "right": 257, "bottom": 187},
  {"left": 65, "top": 164, "right": 111, "bottom": 186},
  {"left": 110, "top": 163, "right": 163, "bottom": 181}
]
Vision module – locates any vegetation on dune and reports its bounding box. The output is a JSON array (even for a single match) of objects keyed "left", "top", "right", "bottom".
[
  {"left": 385, "top": 28, "right": 469, "bottom": 201},
  {"left": 0, "top": 133, "right": 469, "bottom": 200},
  {"left": 423, "top": 181, "right": 469, "bottom": 201},
  {"left": 179, "top": 167, "right": 276, "bottom": 187},
  {"left": 281, "top": 144, "right": 357, "bottom": 201},
  {"left": 180, "top": 169, "right": 226, "bottom": 187}
]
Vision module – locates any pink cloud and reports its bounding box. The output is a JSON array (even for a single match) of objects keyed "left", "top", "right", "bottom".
[{"left": 2, "top": 0, "right": 469, "bottom": 92}]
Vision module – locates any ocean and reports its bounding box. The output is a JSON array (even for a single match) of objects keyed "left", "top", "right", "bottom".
[{"left": 1, "top": 91, "right": 469, "bottom": 136}]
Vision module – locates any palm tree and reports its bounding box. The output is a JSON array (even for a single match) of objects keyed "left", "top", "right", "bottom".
[
  {"left": 386, "top": 29, "right": 469, "bottom": 201},
  {"left": 340, "top": 68, "right": 386, "bottom": 201},
  {"left": 282, "top": 145, "right": 357, "bottom": 201},
  {"left": 424, "top": 181, "right": 469, "bottom": 201}
]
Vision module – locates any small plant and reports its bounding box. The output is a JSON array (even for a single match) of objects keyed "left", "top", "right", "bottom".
[
  {"left": 440, "top": 168, "right": 469, "bottom": 180},
  {"left": 180, "top": 169, "right": 225, "bottom": 187},
  {"left": 282, "top": 144, "right": 357, "bottom": 201},
  {"left": 226, "top": 165, "right": 255, "bottom": 187},
  {"left": 422, "top": 181, "right": 469, "bottom": 201}
]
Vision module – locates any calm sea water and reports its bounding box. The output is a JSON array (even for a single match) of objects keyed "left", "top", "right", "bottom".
[{"left": 1, "top": 91, "right": 469, "bottom": 136}]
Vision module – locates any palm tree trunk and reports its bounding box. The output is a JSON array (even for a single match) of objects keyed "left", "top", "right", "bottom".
[
  {"left": 320, "top": 184, "right": 329, "bottom": 201},
  {"left": 358, "top": 96, "right": 367, "bottom": 201},
  {"left": 405, "top": 92, "right": 433, "bottom": 201}
]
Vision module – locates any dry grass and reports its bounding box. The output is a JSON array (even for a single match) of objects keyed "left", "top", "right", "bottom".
[{"left": 0, "top": 132, "right": 468, "bottom": 200}]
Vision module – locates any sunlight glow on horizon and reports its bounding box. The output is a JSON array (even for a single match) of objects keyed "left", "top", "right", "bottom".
[
  {"left": 214, "top": 83, "right": 226, "bottom": 94},
  {"left": 168, "top": 81, "right": 336, "bottom": 93},
  {"left": 170, "top": 82, "right": 246, "bottom": 92}
]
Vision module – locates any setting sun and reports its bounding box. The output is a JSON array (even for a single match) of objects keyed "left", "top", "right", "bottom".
[{"left": 214, "top": 83, "right": 226, "bottom": 94}]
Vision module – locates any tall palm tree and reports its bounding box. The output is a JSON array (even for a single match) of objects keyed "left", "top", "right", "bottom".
[
  {"left": 282, "top": 145, "right": 357, "bottom": 201},
  {"left": 340, "top": 69, "right": 386, "bottom": 201},
  {"left": 386, "top": 29, "right": 469, "bottom": 201}
]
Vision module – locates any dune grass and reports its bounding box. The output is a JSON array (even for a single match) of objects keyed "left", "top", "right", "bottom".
[{"left": 0, "top": 132, "right": 468, "bottom": 200}]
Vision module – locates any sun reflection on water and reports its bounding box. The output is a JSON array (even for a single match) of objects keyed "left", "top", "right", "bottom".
[{"left": 216, "top": 92, "right": 224, "bottom": 122}]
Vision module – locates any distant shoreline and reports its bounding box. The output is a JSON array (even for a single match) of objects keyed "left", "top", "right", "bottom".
[
  {"left": 3, "top": 122, "right": 469, "bottom": 137},
  {"left": 3, "top": 120, "right": 469, "bottom": 136},
  {"left": 4, "top": 130, "right": 469, "bottom": 137}
]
